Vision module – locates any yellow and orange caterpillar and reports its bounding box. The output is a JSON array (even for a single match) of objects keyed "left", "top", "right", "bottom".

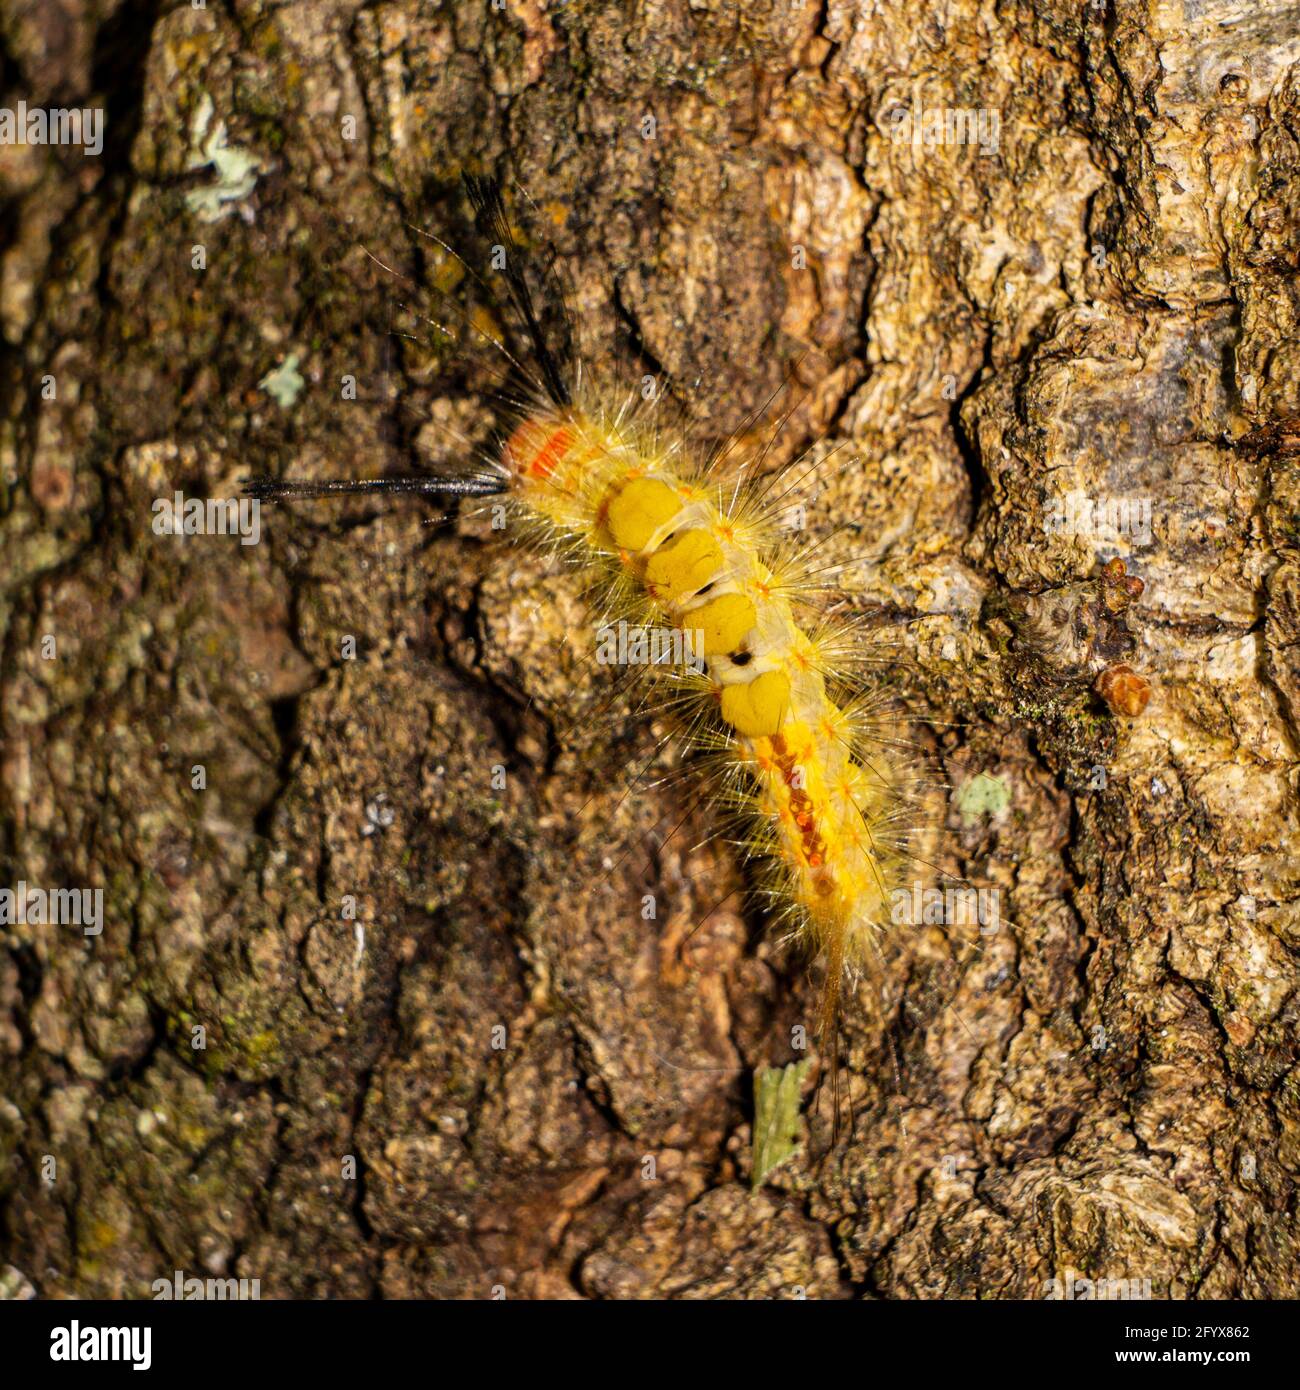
[
  {"left": 248, "top": 175, "right": 917, "bottom": 1058},
  {"left": 499, "top": 404, "right": 914, "bottom": 1043}
]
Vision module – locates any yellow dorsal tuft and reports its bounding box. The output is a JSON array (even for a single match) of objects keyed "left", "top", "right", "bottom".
[
  {"left": 645, "top": 530, "right": 723, "bottom": 600},
  {"left": 605, "top": 476, "right": 682, "bottom": 551},
  {"left": 689, "top": 593, "right": 757, "bottom": 656},
  {"left": 720, "top": 670, "right": 791, "bottom": 737}
]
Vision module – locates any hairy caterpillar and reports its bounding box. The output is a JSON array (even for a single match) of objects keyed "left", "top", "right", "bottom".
[{"left": 247, "top": 174, "right": 928, "bottom": 1120}]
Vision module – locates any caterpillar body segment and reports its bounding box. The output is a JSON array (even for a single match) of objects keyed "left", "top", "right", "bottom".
[{"left": 501, "top": 396, "right": 911, "bottom": 1038}]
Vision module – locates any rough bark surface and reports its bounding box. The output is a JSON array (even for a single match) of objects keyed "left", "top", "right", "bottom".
[{"left": 1, "top": 0, "right": 1298, "bottom": 1299}]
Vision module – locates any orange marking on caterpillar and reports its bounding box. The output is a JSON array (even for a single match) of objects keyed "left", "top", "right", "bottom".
[
  {"left": 769, "top": 735, "right": 830, "bottom": 877},
  {"left": 504, "top": 419, "right": 574, "bottom": 480}
]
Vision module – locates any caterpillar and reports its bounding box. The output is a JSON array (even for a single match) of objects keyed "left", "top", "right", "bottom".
[{"left": 246, "top": 174, "right": 925, "bottom": 1122}]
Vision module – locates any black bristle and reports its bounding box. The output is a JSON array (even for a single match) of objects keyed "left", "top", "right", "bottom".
[
  {"left": 242, "top": 473, "right": 506, "bottom": 501},
  {"left": 464, "top": 173, "right": 573, "bottom": 409}
]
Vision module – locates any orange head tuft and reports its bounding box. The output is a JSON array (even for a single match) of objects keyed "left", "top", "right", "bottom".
[{"left": 503, "top": 418, "right": 574, "bottom": 481}]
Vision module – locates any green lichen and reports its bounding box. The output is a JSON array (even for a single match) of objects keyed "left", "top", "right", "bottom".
[
  {"left": 752, "top": 1060, "right": 810, "bottom": 1191},
  {"left": 957, "top": 771, "right": 1011, "bottom": 823},
  {"left": 258, "top": 353, "right": 305, "bottom": 408},
  {"left": 184, "top": 93, "right": 263, "bottom": 224}
]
